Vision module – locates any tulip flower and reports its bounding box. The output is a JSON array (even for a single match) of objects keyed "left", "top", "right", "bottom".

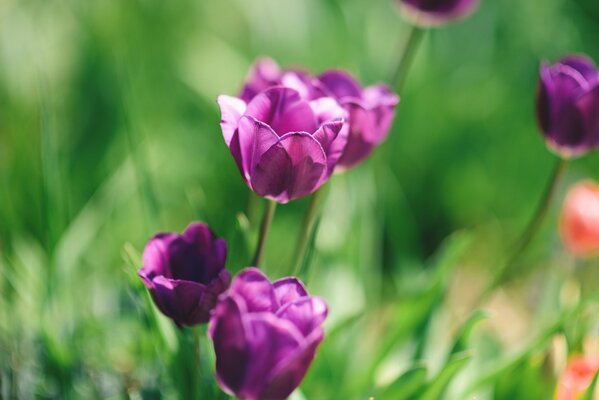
[
  {"left": 555, "top": 355, "right": 599, "bottom": 400},
  {"left": 398, "top": 0, "right": 479, "bottom": 27},
  {"left": 537, "top": 55, "right": 599, "bottom": 158},
  {"left": 208, "top": 268, "right": 327, "bottom": 400},
  {"left": 138, "top": 222, "right": 231, "bottom": 326},
  {"left": 218, "top": 86, "right": 347, "bottom": 203},
  {"left": 318, "top": 70, "right": 400, "bottom": 169},
  {"left": 559, "top": 181, "right": 599, "bottom": 258}
]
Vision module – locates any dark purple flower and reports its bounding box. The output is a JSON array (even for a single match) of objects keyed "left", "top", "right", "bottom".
[
  {"left": 318, "top": 70, "right": 399, "bottom": 169},
  {"left": 208, "top": 268, "right": 327, "bottom": 400},
  {"left": 399, "top": 0, "right": 479, "bottom": 26},
  {"left": 138, "top": 222, "right": 231, "bottom": 327},
  {"left": 537, "top": 55, "right": 599, "bottom": 157},
  {"left": 218, "top": 86, "right": 347, "bottom": 203}
]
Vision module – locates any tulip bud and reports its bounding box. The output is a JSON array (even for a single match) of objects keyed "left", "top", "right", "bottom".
[
  {"left": 555, "top": 355, "right": 599, "bottom": 400},
  {"left": 398, "top": 0, "right": 479, "bottom": 27},
  {"left": 208, "top": 268, "right": 327, "bottom": 400},
  {"left": 138, "top": 223, "right": 231, "bottom": 326},
  {"left": 537, "top": 56, "right": 599, "bottom": 158},
  {"left": 559, "top": 181, "right": 599, "bottom": 258}
]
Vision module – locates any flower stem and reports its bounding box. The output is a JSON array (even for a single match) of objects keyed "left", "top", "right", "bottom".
[
  {"left": 390, "top": 25, "right": 425, "bottom": 92},
  {"left": 477, "top": 156, "right": 568, "bottom": 305},
  {"left": 252, "top": 199, "right": 277, "bottom": 267},
  {"left": 292, "top": 187, "right": 327, "bottom": 276}
]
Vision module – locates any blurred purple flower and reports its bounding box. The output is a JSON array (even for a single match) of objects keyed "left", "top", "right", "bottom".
[
  {"left": 209, "top": 268, "right": 327, "bottom": 400},
  {"left": 399, "top": 0, "right": 479, "bottom": 26},
  {"left": 138, "top": 222, "right": 231, "bottom": 327},
  {"left": 537, "top": 55, "right": 599, "bottom": 157},
  {"left": 239, "top": 58, "right": 324, "bottom": 103},
  {"left": 218, "top": 86, "right": 347, "bottom": 203},
  {"left": 318, "top": 70, "right": 399, "bottom": 169}
]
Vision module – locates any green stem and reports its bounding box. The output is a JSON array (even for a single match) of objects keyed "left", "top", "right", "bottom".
[
  {"left": 292, "top": 187, "right": 327, "bottom": 276},
  {"left": 192, "top": 326, "right": 201, "bottom": 397},
  {"left": 477, "top": 157, "right": 568, "bottom": 305},
  {"left": 390, "top": 25, "right": 425, "bottom": 92},
  {"left": 252, "top": 199, "right": 277, "bottom": 267}
]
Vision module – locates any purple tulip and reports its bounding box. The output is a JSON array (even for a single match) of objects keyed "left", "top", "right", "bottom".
[
  {"left": 537, "top": 55, "right": 599, "bottom": 157},
  {"left": 218, "top": 86, "right": 347, "bottom": 203},
  {"left": 208, "top": 268, "right": 327, "bottom": 400},
  {"left": 318, "top": 70, "right": 400, "bottom": 169},
  {"left": 138, "top": 223, "right": 231, "bottom": 327},
  {"left": 399, "top": 0, "right": 479, "bottom": 26}
]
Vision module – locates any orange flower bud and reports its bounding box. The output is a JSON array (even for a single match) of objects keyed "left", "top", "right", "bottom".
[
  {"left": 559, "top": 181, "right": 599, "bottom": 258},
  {"left": 555, "top": 355, "right": 599, "bottom": 400}
]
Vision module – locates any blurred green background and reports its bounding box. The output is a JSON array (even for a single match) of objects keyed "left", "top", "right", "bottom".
[{"left": 2, "top": 0, "right": 599, "bottom": 398}]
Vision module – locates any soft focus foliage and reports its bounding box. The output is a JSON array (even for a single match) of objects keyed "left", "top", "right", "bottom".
[{"left": 2, "top": 0, "right": 599, "bottom": 398}]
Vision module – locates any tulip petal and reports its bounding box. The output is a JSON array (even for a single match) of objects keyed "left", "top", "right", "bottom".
[
  {"left": 309, "top": 97, "right": 347, "bottom": 125},
  {"left": 312, "top": 120, "right": 346, "bottom": 176},
  {"left": 217, "top": 95, "right": 247, "bottom": 175},
  {"left": 318, "top": 70, "right": 362, "bottom": 100},
  {"left": 251, "top": 132, "right": 327, "bottom": 203},
  {"left": 245, "top": 87, "right": 318, "bottom": 135},
  {"left": 140, "top": 233, "right": 178, "bottom": 280},
  {"left": 237, "top": 115, "right": 280, "bottom": 182},
  {"left": 209, "top": 296, "right": 251, "bottom": 395},
  {"left": 241, "top": 314, "right": 304, "bottom": 399},
  {"left": 561, "top": 56, "right": 599, "bottom": 85},
  {"left": 549, "top": 85, "right": 599, "bottom": 156},
  {"left": 273, "top": 277, "right": 308, "bottom": 306},
  {"left": 230, "top": 267, "right": 279, "bottom": 312},
  {"left": 240, "top": 57, "right": 282, "bottom": 103},
  {"left": 150, "top": 276, "right": 210, "bottom": 325},
  {"left": 277, "top": 296, "right": 328, "bottom": 337},
  {"left": 400, "top": 0, "right": 479, "bottom": 26},
  {"left": 261, "top": 328, "right": 324, "bottom": 400},
  {"left": 363, "top": 84, "right": 400, "bottom": 108},
  {"left": 217, "top": 95, "right": 247, "bottom": 145}
]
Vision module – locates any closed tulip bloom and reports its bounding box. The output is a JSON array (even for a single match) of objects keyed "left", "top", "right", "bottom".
[
  {"left": 318, "top": 70, "right": 399, "bottom": 169},
  {"left": 208, "top": 268, "right": 327, "bottom": 400},
  {"left": 559, "top": 181, "right": 599, "bottom": 258},
  {"left": 555, "top": 355, "right": 599, "bottom": 400},
  {"left": 218, "top": 86, "right": 347, "bottom": 203},
  {"left": 138, "top": 223, "right": 231, "bottom": 326},
  {"left": 537, "top": 56, "right": 599, "bottom": 157},
  {"left": 399, "top": 0, "right": 479, "bottom": 26}
]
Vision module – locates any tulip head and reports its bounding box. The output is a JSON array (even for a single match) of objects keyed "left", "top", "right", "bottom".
[
  {"left": 399, "top": 0, "right": 479, "bottom": 27},
  {"left": 138, "top": 223, "right": 231, "bottom": 326},
  {"left": 208, "top": 268, "right": 327, "bottom": 400},
  {"left": 218, "top": 86, "right": 347, "bottom": 203},
  {"left": 537, "top": 55, "right": 599, "bottom": 158},
  {"left": 559, "top": 181, "right": 599, "bottom": 258},
  {"left": 555, "top": 355, "right": 599, "bottom": 400}
]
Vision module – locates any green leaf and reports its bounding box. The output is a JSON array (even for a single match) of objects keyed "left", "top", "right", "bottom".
[
  {"left": 450, "top": 310, "right": 489, "bottom": 355},
  {"left": 368, "top": 232, "right": 474, "bottom": 380},
  {"left": 419, "top": 351, "right": 472, "bottom": 400},
  {"left": 378, "top": 365, "right": 428, "bottom": 400}
]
